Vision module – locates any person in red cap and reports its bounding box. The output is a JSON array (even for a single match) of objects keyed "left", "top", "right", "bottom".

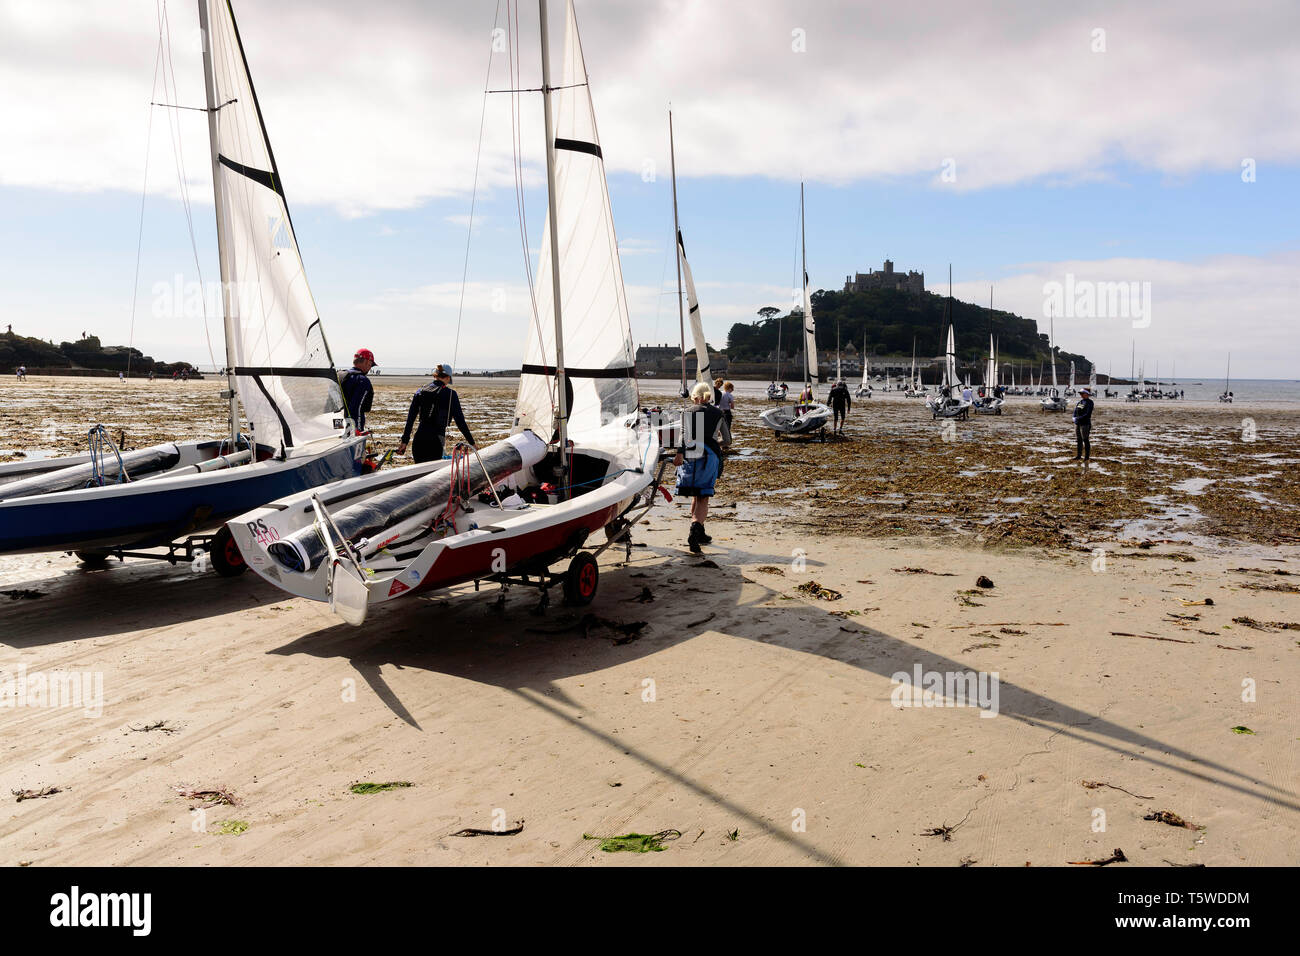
[{"left": 341, "top": 348, "right": 376, "bottom": 432}]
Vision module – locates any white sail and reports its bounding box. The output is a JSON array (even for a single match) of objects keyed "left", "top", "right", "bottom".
[
  {"left": 800, "top": 185, "right": 816, "bottom": 384},
  {"left": 945, "top": 326, "right": 959, "bottom": 398},
  {"left": 1069, "top": 361, "right": 1075, "bottom": 389},
  {"left": 204, "top": 0, "right": 343, "bottom": 449},
  {"left": 677, "top": 230, "right": 710, "bottom": 386},
  {"left": 516, "top": 0, "right": 638, "bottom": 438},
  {"left": 1089, "top": 365, "right": 1097, "bottom": 389},
  {"left": 861, "top": 344, "right": 870, "bottom": 389},
  {"left": 985, "top": 334, "right": 997, "bottom": 388}
]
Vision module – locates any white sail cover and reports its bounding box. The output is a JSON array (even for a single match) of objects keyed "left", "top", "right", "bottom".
[
  {"left": 205, "top": 0, "right": 344, "bottom": 448},
  {"left": 861, "top": 345, "right": 870, "bottom": 389},
  {"left": 516, "top": 0, "right": 638, "bottom": 438},
  {"left": 1089, "top": 365, "right": 1097, "bottom": 388},
  {"left": 985, "top": 335, "right": 997, "bottom": 387},
  {"left": 1069, "top": 361, "right": 1075, "bottom": 389},
  {"left": 677, "top": 230, "right": 710, "bottom": 386},
  {"left": 802, "top": 272, "right": 817, "bottom": 383}
]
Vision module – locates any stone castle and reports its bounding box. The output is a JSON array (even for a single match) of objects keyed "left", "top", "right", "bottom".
[{"left": 844, "top": 259, "right": 924, "bottom": 296}]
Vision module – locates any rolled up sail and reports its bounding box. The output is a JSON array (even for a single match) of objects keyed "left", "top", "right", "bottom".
[
  {"left": 268, "top": 432, "right": 547, "bottom": 573},
  {"left": 0, "top": 443, "right": 181, "bottom": 500},
  {"left": 677, "top": 230, "right": 710, "bottom": 386}
]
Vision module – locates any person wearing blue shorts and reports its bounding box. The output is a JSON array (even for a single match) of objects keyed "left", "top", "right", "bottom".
[{"left": 674, "top": 382, "right": 726, "bottom": 554}]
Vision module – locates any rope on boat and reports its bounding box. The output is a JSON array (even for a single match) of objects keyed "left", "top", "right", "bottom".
[{"left": 85, "top": 425, "right": 129, "bottom": 487}]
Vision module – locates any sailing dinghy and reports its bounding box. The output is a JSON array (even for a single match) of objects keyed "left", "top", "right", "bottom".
[
  {"left": 760, "top": 184, "right": 831, "bottom": 439},
  {"left": 926, "top": 326, "right": 971, "bottom": 419},
  {"left": 855, "top": 344, "right": 872, "bottom": 397},
  {"left": 0, "top": 0, "right": 366, "bottom": 572},
  {"left": 1040, "top": 312, "right": 1068, "bottom": 412},
  {"left": 973, "top": 334, "right": 1003, "bottom": 415},
  {"left": 230, "top": 0, "right": 666, "bottom": 624}
]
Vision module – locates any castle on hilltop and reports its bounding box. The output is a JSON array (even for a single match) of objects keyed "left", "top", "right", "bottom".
[{"left": 844, "top": 259, "right": 924, "bottom": 296}]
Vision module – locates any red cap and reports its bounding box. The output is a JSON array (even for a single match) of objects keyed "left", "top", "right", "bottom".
[{"left": 354, "top": 348, "right": 376, "bottom": 365}]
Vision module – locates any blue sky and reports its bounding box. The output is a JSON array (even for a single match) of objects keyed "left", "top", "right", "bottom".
[{"left": 2, "top": 0, "right": 1298, "bottom": 377}]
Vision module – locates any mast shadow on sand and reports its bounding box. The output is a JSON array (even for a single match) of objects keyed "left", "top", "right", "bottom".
[{"left": 270, "top": 542, "right": 1300, "bottom": 858}]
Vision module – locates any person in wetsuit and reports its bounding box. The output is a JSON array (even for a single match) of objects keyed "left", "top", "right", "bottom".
[
  {"left": 397, "top": 363, "right": 474, "bottom": 463},
  {"left": 1073, "top": 387, "right": 1094, "bottom": 460},
  {"left": 340, "top": 348, "right": 376, "bottom": 432},
  {"left": 829, "top": 379, "right": 851, "bottom": 434}
]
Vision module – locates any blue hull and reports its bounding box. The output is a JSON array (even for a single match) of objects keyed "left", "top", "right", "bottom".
[{"left": 0, "top": 440, "right": 363, "bottom": 556}]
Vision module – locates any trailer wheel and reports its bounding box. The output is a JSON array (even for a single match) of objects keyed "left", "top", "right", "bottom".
[
  {"left": 209, "top": 526, "right": 247, "bottom": 578},
  {"left": 563, "top": 551, "right": 599, "bottom": 606},
  {"left": 75, "top": 551, "right": 109, "bottom": 567}
]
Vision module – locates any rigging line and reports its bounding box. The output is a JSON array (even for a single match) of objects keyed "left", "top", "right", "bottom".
[
  {"left": 509, "top": 0, "right": 553, "bottom": 417},
  {"left": 452, "top": 0, "right": 503, "bottom": 370},
  {"left": 126, "top": 30, "right": 165, "bottom": 382},
  {"left": 159, "top": 0, "right": 220, "bottom": 374}
]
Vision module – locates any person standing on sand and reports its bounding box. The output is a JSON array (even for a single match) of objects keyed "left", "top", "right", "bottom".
[
  {"left": 1073, "top": 387, "right": 1094, "bottom": 460},
  {"left": 397, "top": 363, "right": 474, "bottom": 463},
  {"left": 829, "top": 379, "right": 851, "bottom": 434},
  {"left": 718, "top": 381, "right": 735, "bottom": 430},
  {"left": 341, "top": 348, "right": 376, "bottom": 432},
  {"left": 674, "top": 382, "right": 726, "bottom": 554}
]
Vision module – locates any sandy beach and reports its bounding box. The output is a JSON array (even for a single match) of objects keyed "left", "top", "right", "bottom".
[{"left": 1, "top": 376, "right": 1297, "bottom": 865}]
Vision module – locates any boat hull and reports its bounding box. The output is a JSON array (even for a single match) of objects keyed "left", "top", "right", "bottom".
[
  {"left": 759, "top": 403, "right": 832, "bottom": 434},
  {"left": 0, "top": 437, "right": 366, "bottom": 556},
  {"left": 230, "top": 426, "right": 662, "bottom": 620}
]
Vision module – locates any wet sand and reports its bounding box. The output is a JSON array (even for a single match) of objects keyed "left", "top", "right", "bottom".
[{"left": 1, "top": 376, "right": 1297, "bottom": 865}]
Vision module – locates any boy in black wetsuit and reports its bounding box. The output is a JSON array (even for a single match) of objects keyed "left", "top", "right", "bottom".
[
  {"left": 829, "top": 380, "right": 851, "bottom": 435},
  {"left": 1073, "top": 387, "right": 1094, "bottom": 460},
  {"left": 397, "top": 363, "right": 475, "bottom": 463}
]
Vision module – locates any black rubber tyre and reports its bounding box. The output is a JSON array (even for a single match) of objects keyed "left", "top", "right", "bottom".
[
  {"left": 562, "top": 551, "right": 599, "bottom": 606},
  {"left": 209, "top": 526, "right": 248, "bottom": 578},
  {"left": 75, "top": 551, "right": 110, "bottom": 567}
]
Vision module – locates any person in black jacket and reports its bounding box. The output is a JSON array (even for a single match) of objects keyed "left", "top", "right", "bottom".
[
  {"left": 340, "top": 348, "right": 376, "bottom": 432},
  {"left": 397, "top": 363, "right": 474, "bottom": 463},
  {"left": 1073, "top": 387, "right": 1094, "bottom": 460},
  {"left": 829, "top": 380, "right": 852, "bottom": 434}
]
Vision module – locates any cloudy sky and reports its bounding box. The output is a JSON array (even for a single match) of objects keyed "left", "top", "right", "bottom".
[{"left": 2, "top": 0, "right": 1298, "bottom": 377}]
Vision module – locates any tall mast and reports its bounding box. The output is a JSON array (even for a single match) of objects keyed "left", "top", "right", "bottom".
[
  {"left": 800, "top": 182, "right": 810, "bottom": 384},
  {"left": 196, "top": 0, "right": 239, "bottom": 452},
  {"left": 775, "top": 316, "right": 782, "bottom": 382},
  {"left": 836, "top": 318, "right": 841, "bottom": 381},
  {"left": 670, "top": 108, "right": 687, "bottom": 397},
  {"left": 539, "top": 0, "right": 568, "bottom": 491}
]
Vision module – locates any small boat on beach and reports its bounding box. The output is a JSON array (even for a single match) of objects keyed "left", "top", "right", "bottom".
[
  {"left": 230, "top": 0, "right": 666, "bottom": 624},
  {"left": 0, "top": 0, "right": 366, "bottom": 572},
  {"left": 761, "top": 183, "right": 831, "bottom": 439}
]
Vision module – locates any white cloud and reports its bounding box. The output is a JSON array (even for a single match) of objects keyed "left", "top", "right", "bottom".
[
  {"left": 952, "top": 249, "right": 1300, "bottom": 378},
  {"left": 3, "top": 0, "right": 1298, "bottom": 211}
]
